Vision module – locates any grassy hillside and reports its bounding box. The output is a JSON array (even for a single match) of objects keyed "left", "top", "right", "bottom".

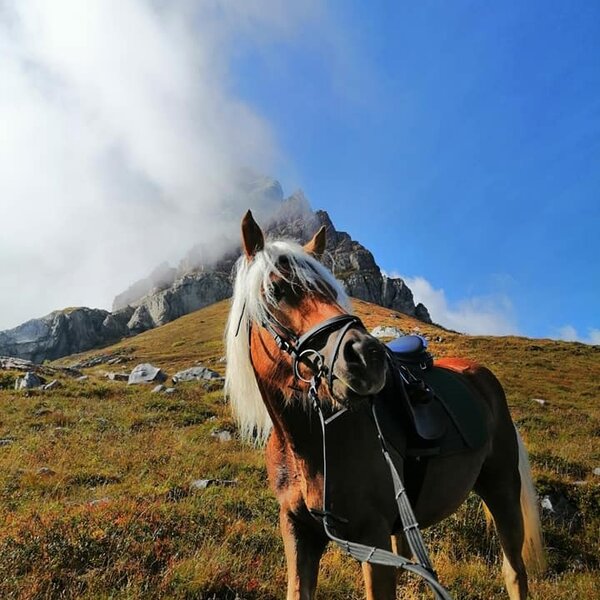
[{"left": 0, "top": 298, "right": 598, "bottom": 599}]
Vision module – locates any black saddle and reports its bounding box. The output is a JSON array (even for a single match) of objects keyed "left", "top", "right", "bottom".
[{"left": 376, "top": 336, "right": 487, "bottom": 458}]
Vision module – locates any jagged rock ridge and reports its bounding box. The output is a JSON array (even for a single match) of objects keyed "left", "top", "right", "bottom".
[{"left": 0, "top": 184, "right": 430, "bottom": 362}]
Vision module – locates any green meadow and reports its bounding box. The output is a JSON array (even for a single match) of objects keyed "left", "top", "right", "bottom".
[{"left": 0, "top": 299, "right": 598, "bottom": 599}]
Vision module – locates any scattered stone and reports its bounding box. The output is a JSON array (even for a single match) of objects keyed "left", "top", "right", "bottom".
[
  {"left": 0, "top": 439, "right": 14, "bottom": 447},
  {"left": 190, "top": 479, "right": 237, "bottom": 490},
  {"left": 36, "top": 467, "right": 56, "bottom": 477},
  {"left": 172, "top": 365, "right": 223, "bottom": 384},
  {"left": 532, "top": 398, "right": 548, "bottom": 406},
  {"left": 166, "top": 486, "right": 189, "bottom": 502},
  {"left": 434, "top": 336, "right": 445, "bottom": 343},
  {"left": 593, "top": 467, "right": 600, "bottom": 477},
  {"left": 151, "top": 384, "right": 165, "bottom": 394},
  {"left": 34, "top": 407, "right": 53, "bottom": 416},
  {"left": 211, "top": 429, "right": 233, "bottom": 443},
  {"left": 370, "top": 325, "right": 405, "bottom": 339},
  {"left": 42, "top": 379, "right": 61, "bottom": 390},
  {"left": 106, "top": 372, "right": 129, "bottom": 382},
  {"left": 88, "top": 497, "right": 111, "bottom": 507},
  {"left": 128, "top": 363, "right": 167, "bottom": 385},
  {"left": 0, "top": 356, "right": 34, "bottom": 371},
  {"left": 218, "top": 356, "right": 227, "bottom": 364},
  {"left": 15, "top": 372, "right": 43, "bottom": 390},
  {"left": 68, "top": 352, "right": 133, "bottom": 370},
  {"left": 106, "top": 356, "right": 128, "bottom": 365},
  {"left": 540, "top": 492, "right": 580, "bottom": 530},
  {"left": 164, "top": 387, "right": 176, "bottom": 394},
  {"left": 76, "top": 375, "right": 89, "bottom": 382}
]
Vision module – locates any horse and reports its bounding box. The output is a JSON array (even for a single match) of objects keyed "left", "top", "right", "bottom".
[{"left": 224, "top": 210, "right": 545, "bottom": 600}]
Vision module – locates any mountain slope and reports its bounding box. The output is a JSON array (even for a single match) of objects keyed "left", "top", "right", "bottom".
[{"left": 0, "top": 299, "right": 598, "bottom": 599}]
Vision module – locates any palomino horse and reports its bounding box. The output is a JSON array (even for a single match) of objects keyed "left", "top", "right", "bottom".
[{"left": 225, "top": 211, "right": 544, "bottom": 600}]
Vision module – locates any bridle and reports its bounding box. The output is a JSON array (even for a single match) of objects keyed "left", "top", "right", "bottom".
[
  {"left": 259, "top": 311, "right": 361, "bottom": 397},
  {"left": 246, "top": 299, "right": 454, "bottom": 600}
]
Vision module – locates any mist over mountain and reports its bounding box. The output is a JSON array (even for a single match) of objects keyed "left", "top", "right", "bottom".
[{"left": 0, "top": 184, "right": 430, "bottom": 363}]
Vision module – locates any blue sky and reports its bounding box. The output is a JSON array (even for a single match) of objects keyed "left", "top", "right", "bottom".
[
  {"left": 231, "top": 1, "right": 600, "bottom": 341},
  {"left": 0, "top": 2, "right": 597, "bottom": 341}
]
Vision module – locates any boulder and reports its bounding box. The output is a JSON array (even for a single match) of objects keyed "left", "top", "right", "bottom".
[
  {"left": 15, "top": 371, "right": 43, "bottom": 390},
  {"left": 211, "top": 429, "right": 233, "bottom": 443},
  {"left": 172, "top": 365, "right": 223, "bottom": 383},
  {"left": 128, "top": 363, "right": 167, "bottom": 385}
]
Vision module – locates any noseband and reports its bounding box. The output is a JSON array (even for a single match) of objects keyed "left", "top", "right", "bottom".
[{"left": 260, "top": 312, "right": 362, "bottom": 393}]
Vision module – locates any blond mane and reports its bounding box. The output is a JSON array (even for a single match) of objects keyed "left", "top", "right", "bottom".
[{"left": 224, "top": 240, "right": 349, "bottom": 443}]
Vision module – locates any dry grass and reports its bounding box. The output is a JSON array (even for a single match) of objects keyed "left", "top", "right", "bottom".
[{"left": 0, "top": 298, "right": 597, "bottom": 598}]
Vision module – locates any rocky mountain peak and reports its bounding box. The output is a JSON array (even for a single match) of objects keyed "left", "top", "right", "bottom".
[{"left": 0, "top": 182, "right": 430, "bottom": 362}]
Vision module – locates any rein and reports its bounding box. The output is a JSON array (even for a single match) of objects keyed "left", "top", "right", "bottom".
[{"left": 253, "top": 308, "right": 453, "bottom": 599}]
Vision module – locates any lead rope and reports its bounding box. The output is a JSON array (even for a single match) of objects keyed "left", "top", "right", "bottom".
[{"left": 310, "top": 379, "right": 453, "bottom": 600}]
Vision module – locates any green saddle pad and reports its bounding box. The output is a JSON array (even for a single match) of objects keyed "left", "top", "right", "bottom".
[{"left": 415, "top": 366, "right": 488, "bottom": 455}]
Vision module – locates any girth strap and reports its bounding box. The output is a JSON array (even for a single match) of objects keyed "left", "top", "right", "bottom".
[{"left": 312, "top": 395, "right": 453, "bottom": 600}]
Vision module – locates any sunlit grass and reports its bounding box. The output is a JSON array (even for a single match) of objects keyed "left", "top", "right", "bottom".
[{"left": 0, "top": 299, "right": 597, "bottom": 598}]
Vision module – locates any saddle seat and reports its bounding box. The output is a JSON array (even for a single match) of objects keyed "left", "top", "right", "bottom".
[
  {"left": 386, "top": 335, "right": 433, "bottom": 369},
  {"left": 376, "top": 336, "right": 487, "bottom": 458}
]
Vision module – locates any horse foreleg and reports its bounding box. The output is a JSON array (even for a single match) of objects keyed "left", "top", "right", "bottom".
[
  {"left": 280, "top": 510, "right": 327, "bottom": 600},
  {"left": 362, "top": 562, "right": 397, "bottom": 600}
]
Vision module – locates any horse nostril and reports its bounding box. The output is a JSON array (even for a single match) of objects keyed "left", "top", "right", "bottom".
[
  {"left": 344, "top": 338, "right": 384, "bottom": 369},
  {"left": 343, "top": 339, "right": 363, "bottom": 366}
]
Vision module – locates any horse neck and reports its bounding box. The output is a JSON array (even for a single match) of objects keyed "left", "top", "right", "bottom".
[{"left": 258, "top": 379, "right": 321, "bottom": 458}]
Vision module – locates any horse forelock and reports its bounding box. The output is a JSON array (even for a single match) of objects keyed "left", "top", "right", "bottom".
[{"left": 225, "top": 239, "right": 350, "bottom": 444}]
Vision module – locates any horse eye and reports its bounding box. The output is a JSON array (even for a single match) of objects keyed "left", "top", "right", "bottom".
[{"left": 272, "top": 281, "right": 285, "bottom": 302}]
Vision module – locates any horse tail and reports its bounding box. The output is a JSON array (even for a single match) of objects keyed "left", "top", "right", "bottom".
[{"left": 515, "top": 428, "right": 546, "bottom": 575}]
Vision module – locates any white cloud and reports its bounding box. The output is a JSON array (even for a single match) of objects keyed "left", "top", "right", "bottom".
[
  {"left": 555, "top": 325, "right": 600, "bottom": 345},
  {"left": 398, "top": 275, "right": 520, "bottom": 336},
  {"left": 0, "top": 0, "right": 323, "bottom": 329}
]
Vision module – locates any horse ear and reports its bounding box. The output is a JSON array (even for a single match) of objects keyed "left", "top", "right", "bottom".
[
  {"left": 241, "top": 210, "right": 265, "bottom": 259},
  {"left": 304, "top": 225, "right": 327, "bottom": 259}
]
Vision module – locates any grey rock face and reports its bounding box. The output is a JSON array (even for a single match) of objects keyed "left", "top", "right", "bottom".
[
  {"left": 128, "top": 363, "right": 167, "bottom": 385},
  {"left": 130, "top": 272, "right": 232, "bottom": 330},
  {"left": 0, "top": 308, "right": 130, "bottom": 363},
  {"left": 113, "top": 262, "right": 177, "bottom": 312}
]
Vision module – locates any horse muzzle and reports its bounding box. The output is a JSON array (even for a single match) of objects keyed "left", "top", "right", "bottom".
[{"left": 331, "top": 330, "right": 387, "bottom": 400}]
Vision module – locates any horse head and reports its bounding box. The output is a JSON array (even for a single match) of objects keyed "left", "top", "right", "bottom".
[{"left": 225, "top": 210, "right": 387, "bottom": 440}]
